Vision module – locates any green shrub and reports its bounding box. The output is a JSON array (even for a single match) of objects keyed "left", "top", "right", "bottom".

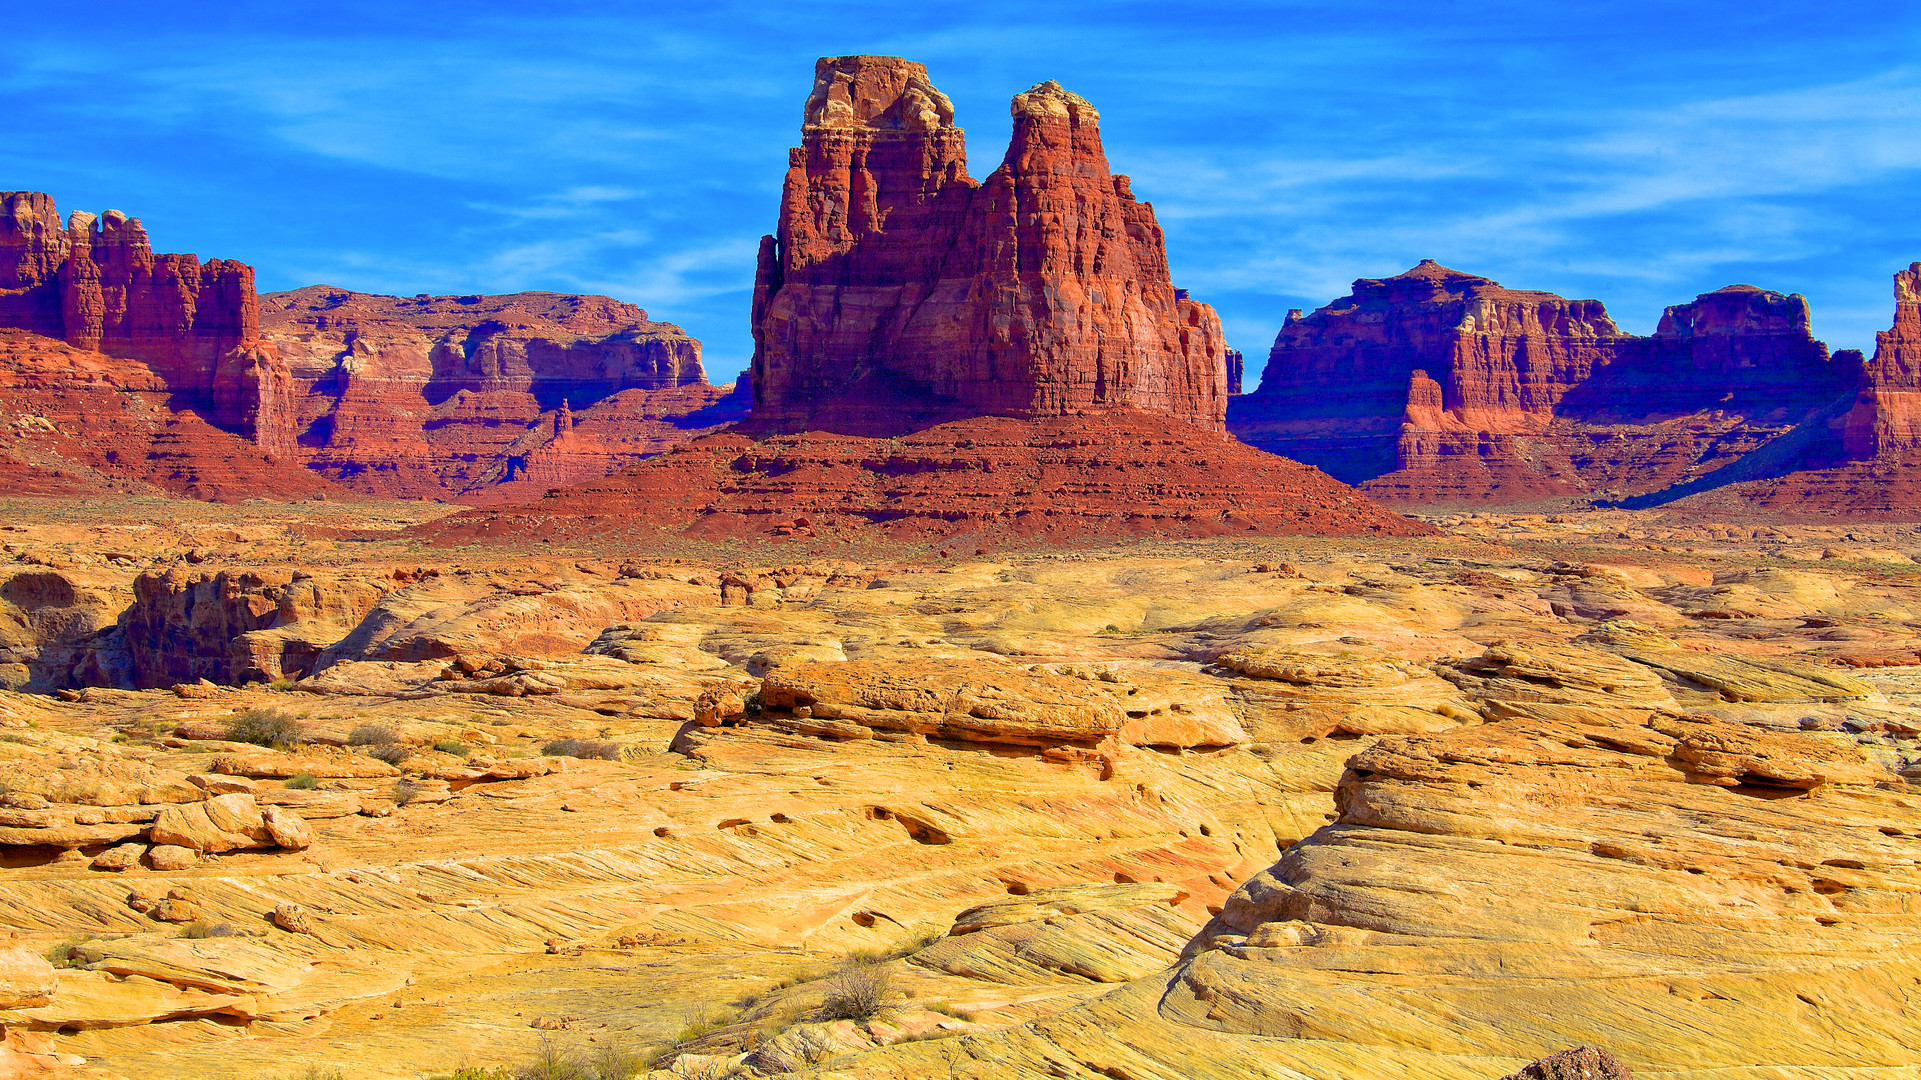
[
  {"left": 269, "top": 677, "right": 296, "bottom": 692},
  {"left": 432, "top": 739, "right": 472, "bottom": 757},
  {"left": 284, "top": 773, "right": 320, "bottom": 790},
  {"left": 224, "top": 710, "right": 303, "bottom": 750}
]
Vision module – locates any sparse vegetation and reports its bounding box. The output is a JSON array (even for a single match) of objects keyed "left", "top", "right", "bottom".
[
  {"left": 814, "top": 956, "right": 890, "bottom": 1021},
  {"left": 369, "top": 742, "right": 410, "bottom": 765},
  {"left": 542, "top": 738, "right": 622, "bottom": 761},
  {"left": 392, "top": 779, "right": 423, "bottom": 806},
  {"left": 284, "top": 772, "right": 320, "bottom": 790},
  {"left": 269, "top": 677, "right": 296, "bottom": 691},
  {"left": 349, "top": 721, "right": 399, "bottom": 746},
  {"left": 43, "top": 936, "right": 86, "bottom": 968},
  {"left": 223, "top": 709, "right": 303, "bottom": 750},
  {"left": 432, "top": 739, "right": 472, "bottom": 757}
]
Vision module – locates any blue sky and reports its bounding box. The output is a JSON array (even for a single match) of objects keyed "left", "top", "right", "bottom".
[{"left": 5, "top": 1, "right": 1917, "bottom": 385}]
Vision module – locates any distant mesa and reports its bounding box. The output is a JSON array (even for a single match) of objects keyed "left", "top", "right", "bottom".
[
  {"left": 0, "top": 193, "right": 744, "bottom": 505},
  {"left": 438, "top": 56, "right": 1428, "bottom": 544},
  {"left": 1227, "top": 257, "right": 1921, "bottom": 515},
  {"left": 259, "top": 286, "right": 744, "bottom": 503}
]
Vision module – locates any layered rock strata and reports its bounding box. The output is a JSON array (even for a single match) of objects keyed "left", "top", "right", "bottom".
[
  {"left": 260, "top": 287, "right": 742, "bottom": 501},
  {"left": 748, "top": 57, "right": 1228, "bottom": 436},
  {"left": 1229, "top": 260, "right": 1862, "bottom": 504},
  {"left": 433, "top": 412, "right": 1432, "bottom": 545}
]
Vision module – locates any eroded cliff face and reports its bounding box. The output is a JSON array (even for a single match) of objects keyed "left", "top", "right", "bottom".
[
  {"left": 1229, "top": 260, "right": 1861, "bottom": 504},
  {"left": 749, "top": 57, "right": 1227, "bottom": 436},
  {"left": 259, "top": 288, "right": 742, "bottom": 501},
  {"left": 1842, "top": 263, "right": 1921, "bottom": 460},
  {"left": 0, "top": 191, "right": 306, "bottom": 488}
]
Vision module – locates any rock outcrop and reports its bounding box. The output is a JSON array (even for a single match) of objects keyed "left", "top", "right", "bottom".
[
  {"left": 0, "top": 193, "right": 737, "bottom": 504},
  {"left": 1229, "top": 261, "right": 1860, "bottom": 504},
  {"left": 748, "top": 57, "right": 1228, "bottom": 436},
  {"left": 259, "top": 287, "right": 744, "bottom": 501}
]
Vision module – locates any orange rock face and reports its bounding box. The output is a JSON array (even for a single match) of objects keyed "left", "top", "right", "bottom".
[
  {"left": 259, "top": 287, "right": 743, "bottom": 502},
  {"left": 749, "top": 57, "right": 1227, "bottom": 436},
  {"left": 1230, "top": 260, "right": 1857, "bottom": 504}
]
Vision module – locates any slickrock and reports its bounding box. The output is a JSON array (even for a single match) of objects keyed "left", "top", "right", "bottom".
[
  {"left": 7, "top": 500, "right": 1921, "bottom": 1080},
  {"left": 749, "top": 58, "right": 1226, "bottom": 436},
  {"left": 756, "top": 659, "right": 1245, "bottom": 748},
  {"left": 259, "top": 287, "right": 744, "bottom": 501}
]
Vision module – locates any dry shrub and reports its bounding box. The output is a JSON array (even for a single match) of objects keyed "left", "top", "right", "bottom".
[
  {"left": 349, "top": 721, "right": 399, "bottom": 746},
  {"left": 815, "top": 957, "right": 889, "bottom": 1021},
  {"left": 225, "top": 710, "right": 302, "bottom": 750},
  {"left": 542, "top": 738, "right": 622, "bottom": 761}
]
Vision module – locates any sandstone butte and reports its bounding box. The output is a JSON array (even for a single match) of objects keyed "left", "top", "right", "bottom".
[
  {"left": 438, "top": 56, "right": 1428, "bottom": 545},
  {"left": 0, "top": 192, "right": 742, "bottom": 504},
  {"left": 1227, "top": 258, "right": 1921, "bottom": 514}
]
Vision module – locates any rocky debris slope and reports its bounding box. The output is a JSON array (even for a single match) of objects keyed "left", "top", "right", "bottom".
[
  {"left": 259, "top": 287, "right": 744, "bottom": 502},
  {"left": 432, "top": 412, "right": 1432, "bottom": 546},
  {"left": 1228, "top": 260, "right": 1866, "bottom": 506},
  {"left": 748, "top": 57, "right": 1227, "bottom": 436}
]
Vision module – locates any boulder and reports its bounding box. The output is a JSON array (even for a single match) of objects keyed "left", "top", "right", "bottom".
[{"left": 149, "top": 792, "right": 310, "bottom": 854}]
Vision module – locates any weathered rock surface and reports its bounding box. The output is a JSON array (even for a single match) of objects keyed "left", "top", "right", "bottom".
[
  {"left": 748, "top": 57, "right": 1227, "bottom": 436},
  {"left": 259, "top": 287, "right": 744, "bottom": 501}
]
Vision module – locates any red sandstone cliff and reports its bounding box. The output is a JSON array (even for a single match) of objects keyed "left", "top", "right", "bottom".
[
  {"left": 259, "top": 287, "right": 741, "bottom": 501},
  {"left": 1229, "top": 261, "right": 1858, "bottom": 504},
  {"left": 1842, "top": 263, "right": 1921, "bottom": 461},
  {"left": 749, "top": 58, "right": 1227, "bottom": 435},
  {"left": 0, "top": 192, "right": 316, "bottom": 498}
]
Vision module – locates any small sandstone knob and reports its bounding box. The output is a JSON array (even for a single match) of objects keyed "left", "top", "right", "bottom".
[
  {"left": 1896, "top": 261, "right": 1921, "bottom": 305},
  {"left": 1011, "top": 79, "right": 1099, "bottom": 122},
  {"left": 804, "top": 54, "right": 955, "bottom": 133}
]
